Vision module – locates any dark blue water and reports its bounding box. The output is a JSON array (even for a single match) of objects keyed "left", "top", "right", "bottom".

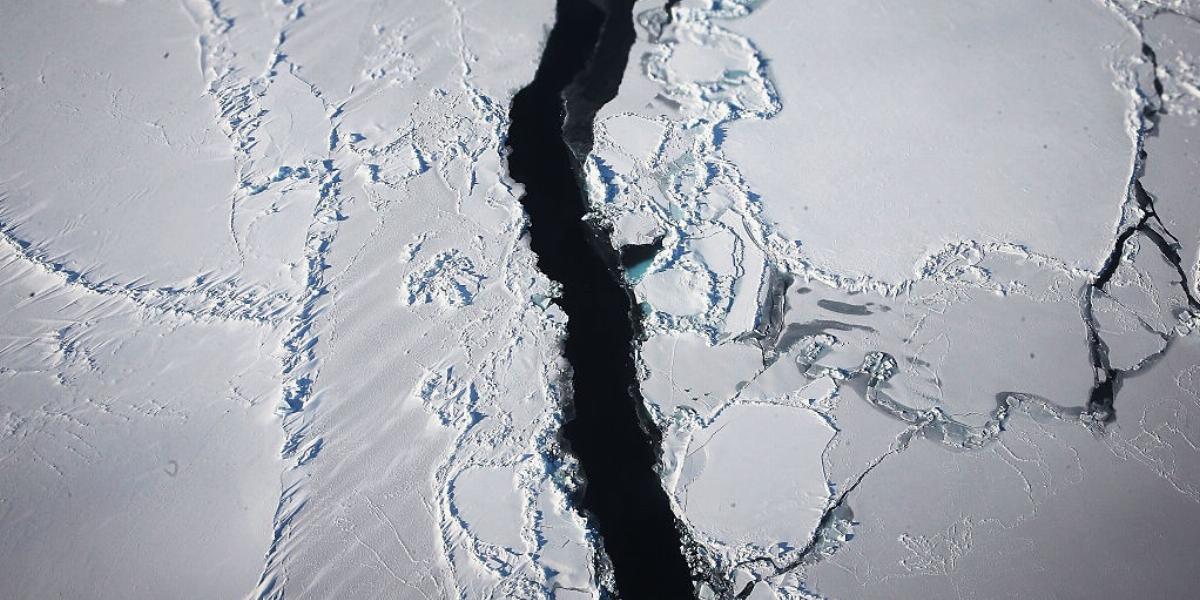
[{"left": 506, "top": 1, "right": 696, "bottom": 598}]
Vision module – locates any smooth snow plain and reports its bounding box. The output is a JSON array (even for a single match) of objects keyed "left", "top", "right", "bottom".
[{"left": 1, "top": 0, "right": 1199, "bottom": 599}]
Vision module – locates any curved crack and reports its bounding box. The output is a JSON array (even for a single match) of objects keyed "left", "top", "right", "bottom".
[{"left": 1081, "top": 25, "right": 1200, "bottom": 423}]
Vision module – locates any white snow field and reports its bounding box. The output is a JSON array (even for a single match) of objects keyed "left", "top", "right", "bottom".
[
  {"left": 1, "top": 0, "right": 1199, "bottom": 598},
  {"left": 1, "top": 0, "right": 599, "bottom": 598}
]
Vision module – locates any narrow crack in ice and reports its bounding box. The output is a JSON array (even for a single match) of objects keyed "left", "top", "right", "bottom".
[
  {"left": 1082, "top": 7, "right": 1200, "bottom": 424},
  {"left": 506, "top": 0, "right": 698, "bottom": 597}
]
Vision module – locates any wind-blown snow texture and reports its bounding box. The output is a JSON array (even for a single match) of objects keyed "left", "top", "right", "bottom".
[
  {"left": 1, "top": 0, "right": 596, "bottom": 598},
  {"left": 0, "top": 0, "right": 1199, "bottom": 599}
]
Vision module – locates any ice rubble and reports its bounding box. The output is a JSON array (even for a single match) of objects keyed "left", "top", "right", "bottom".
[{"left": 589, "top": 0, "right": 1200, "bottom": 597}]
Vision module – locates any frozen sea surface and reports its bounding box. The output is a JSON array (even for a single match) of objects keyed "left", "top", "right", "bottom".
[{"left": 1, "top": 0, "right": 1199, "bottom": 598}]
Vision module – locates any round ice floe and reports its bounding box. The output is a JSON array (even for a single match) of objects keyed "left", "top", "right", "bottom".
[
  {"left": 665, "top": 29, "right": 749, "bottom": 86},
  {"left": 451, "top": 465, "right": 526, "bottom": 552},
  {"left": 601, "top": 114, "right": 666, "bottom": 165},
  {"left": 675, "top": 404, "right": 834, "bottom": 547}
]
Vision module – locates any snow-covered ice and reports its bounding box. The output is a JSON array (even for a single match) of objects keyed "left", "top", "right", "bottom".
[
  {"left": 2, "top": 0, "right": 1200, "bottom": 598},
  {"left": 2, "top": 0, "right": 598, "bottom": 598}
]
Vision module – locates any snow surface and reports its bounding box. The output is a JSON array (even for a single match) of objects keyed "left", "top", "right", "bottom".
[{"left": 1, "top": 0, "right": 599, "bottom": 598}]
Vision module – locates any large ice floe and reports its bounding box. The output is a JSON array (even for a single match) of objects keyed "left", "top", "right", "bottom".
[{"left": 0, "top": 0, "right": 1199, "bottom": 598}]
